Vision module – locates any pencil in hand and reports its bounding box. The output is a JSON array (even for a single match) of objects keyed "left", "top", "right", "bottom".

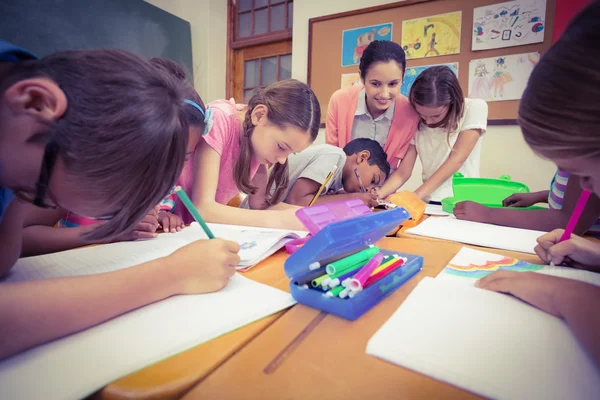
[{"left": 174, "top": 186, "right": 215, "bottom": 239}]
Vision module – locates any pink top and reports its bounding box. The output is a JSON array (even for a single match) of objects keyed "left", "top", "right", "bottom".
[
  {"left": 325, "top": 85, "right": 420, "bottom": 167},
  {"left": 175, "top": 99, "right": 261, "bottom": 224}
]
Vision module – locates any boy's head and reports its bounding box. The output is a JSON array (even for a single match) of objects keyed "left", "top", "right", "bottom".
[
  {"left": 341, "top": 138, "right": 390, "bottom": 193},
  {"left": 0, "top": 49, "right": 189, "bottom": 241}
]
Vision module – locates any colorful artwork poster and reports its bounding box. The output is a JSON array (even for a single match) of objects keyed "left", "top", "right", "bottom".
[
  {"left": 468, "top": 52, "right": 539, "bottom": 102},
  {"left": 341, "top": 23, "right": 393, "bottom": 67},
  {"left": 401, "top": 11, "right": 462, "bottom": 60},
  {"left": 401, "top": 63, "right": 459, "bottom": 97},
  {"left": 439, "top": 247, "right": 545, "bottom": 283},
  {"left": 341, "top": 72, "right": 362, "bottom": 89},
  {"left": 472, "top": 0, "right": 546, "bottom": 51}
]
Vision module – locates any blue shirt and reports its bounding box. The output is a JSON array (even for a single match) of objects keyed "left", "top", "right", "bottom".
[{"left": 0, "top": 41, "right": 37, "bottom": 222}]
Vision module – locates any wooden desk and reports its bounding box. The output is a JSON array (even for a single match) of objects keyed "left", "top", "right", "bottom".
[
  {"left": 184, "top": 238, "right": 542, "bottom": 400},
  {"left": 90, "top": 250, "right": 292, "bottom": 400}
]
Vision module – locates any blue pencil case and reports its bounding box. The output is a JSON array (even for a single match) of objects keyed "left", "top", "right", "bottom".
[{"left": 284, "top": 207, "right": 423, "bottom": 320}]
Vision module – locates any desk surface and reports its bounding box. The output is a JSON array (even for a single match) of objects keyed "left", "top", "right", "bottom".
[
  {"left": 91, "top": 250, "right": 293, "bottom": 400},
  {"left": 183, "top": 238, "right": 543, "bottom": 400}
]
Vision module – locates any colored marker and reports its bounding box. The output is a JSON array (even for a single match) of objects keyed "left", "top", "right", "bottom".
[
  {"left": 363, "top": 258, "right": 406, "bottom": 289},
  {"left": 175, "top": 186, "right": 215, "bottom": 239},
  {"left": 311, "top": 274, "right": 329, "bottom": 288},
  {"left": 324, "top": 285, "right": 345, "bottom": 298},
  {"left": 325, "top": 247, "right": 379, "bottom": 275},
  {"left": 339, "top": 287, "right": 351, "bottom": 299},
  {"left": 560, "top": 190, "right": 591, "bottom": 242},
  {"left": 348, "top": 252, "right": 385, "bottom": 291},
  {"left": 308, "top": 247, "right": 369, "bottom": 270}
]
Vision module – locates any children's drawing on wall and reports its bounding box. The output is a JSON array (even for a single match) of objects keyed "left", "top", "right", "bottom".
[
  {"left": 468, "top": 52, "right": 539, "bottom": 102},
  {"left": 472, "top": 0, "right": 546, "bottom": 51},
  {"left": 341, "top": 23, "right": 393, "bottom": 67},
  {"left": 400, "top": 63, "right": 459, "bottom": 97},
  {"left": 341, "top": 72, "right": 362, "bottom": 89},
  {"left": 401, "top": 11, "right": 461, "bottom": 60}
]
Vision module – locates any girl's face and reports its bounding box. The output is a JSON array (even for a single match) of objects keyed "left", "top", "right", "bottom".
[
  {"left": 250, "top": 105, "right": 313, "bottom": 165},
  {"left": 363, "top": 61, "right": 403, "bottom": 115},
  {"left": 553, "top": 156, "right": 600, "bottom": 197},
  {"left": 186, "top": 125, "right": 202, "bottom": 160},
  {"left": 413, "top": 103, "right": 449, "bottom": 128}
]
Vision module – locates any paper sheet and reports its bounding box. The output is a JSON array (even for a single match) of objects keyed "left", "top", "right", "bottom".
[
  {"left": 405, "top": 216, "right": 544, "bottom": 254},
  {"left": 0, "top": 274, "right": 296, "bottom": 400},
  {"left": 437, "top": 247, "right": 600, "bottom": 287},
  {"left": 366, "top": 277, "right": 600, "bottom": 400},
  {"left": 424, "top": 204, "right": 450, "bottom": 216}
]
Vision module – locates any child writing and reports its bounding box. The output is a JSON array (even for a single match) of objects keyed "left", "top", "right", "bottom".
[
  {"left": 0, "top": 44, "right": 239, "bottom": 360},
  {"left": 454, "top": 169, "right": 600, "bottom": 236},
  {"left": 377, "top": 66, "right": 488, "bottom": 201},
  {"left": 269, "top": 138, "right": 389, "bottom": 207},
  {"left": 326, "top": 40, "right": 420, "bottom": 173},
  {"left": 477, "top": 1, "right": 600, "bottom": 366},
  {"left": 178, "top": 79, "right": 320, "bottom": 230},
  {"left": 19, "top": 58, "right": 203, "bottom": 257}
]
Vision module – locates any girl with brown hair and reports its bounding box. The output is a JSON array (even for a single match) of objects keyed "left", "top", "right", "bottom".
[
  {"left": 176, "top": 79, "right": 321, "bottom": 230},
  {"left": 377, "top": 66, "right": 488, "bottom": 202},
  {"left": 477, "top": 1, "right": 600, "bottom": 367}
]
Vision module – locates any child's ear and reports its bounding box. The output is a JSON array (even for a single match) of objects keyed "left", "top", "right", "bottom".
[
  {"left": 3, "top": 78, "right": 67, "bottom": 123},
  {"left": 356, "top": 150, "right": 371, "bottom": 164},
  {"left": 251, "top": 104, "right": 268, "bottom": 126}
]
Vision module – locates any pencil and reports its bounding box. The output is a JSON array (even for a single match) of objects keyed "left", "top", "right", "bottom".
[
  {"left": 559, "top": 189, "right": 591, "bottom": 242},
  {"left": 354, "top": 168, "right": 366, "bottom": 193},
  {"left": 308, "top": 165, "right": 338, "bottom": 206},
  {"left": 174, "top": 186, "right": 215, "bottom": 239}
]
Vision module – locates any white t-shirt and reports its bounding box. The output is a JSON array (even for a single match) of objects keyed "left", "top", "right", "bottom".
[{"left": 412, "top": 98, "right": 488, "bottom": 202}]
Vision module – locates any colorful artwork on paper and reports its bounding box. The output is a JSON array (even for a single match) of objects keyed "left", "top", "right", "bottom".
[
  {"left": 468, "top": 52, "right": 539, "bottom": 102},
  {"left": 341, "top": 23, "right": 393, "bottom": 67},
  {"left": 441, "top": 247, "right": 545, "bottom": 280},
  {"left": 400, "top": 63, "right": 459, "bottom": 97},
  {"left": 401, "top": 11, "right": 461, "bottom": 60},
  {"left": 341, "top": 73, "right": 361, "bottom": 89},
  {"left": 472, "top": 0, "right": 546, "bottom": 51}
]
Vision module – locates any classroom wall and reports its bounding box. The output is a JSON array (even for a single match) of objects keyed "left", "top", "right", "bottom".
[
  {"left": 292, "top": 0, "right": 556, "bottom": 192},
  {"left": 144, "top": 0, "right": 227, "bottom": 102}
]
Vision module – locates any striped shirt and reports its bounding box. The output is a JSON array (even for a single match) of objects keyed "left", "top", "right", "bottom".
[{"left": 548, "top": 169, "right": 600, "bottom": 237}]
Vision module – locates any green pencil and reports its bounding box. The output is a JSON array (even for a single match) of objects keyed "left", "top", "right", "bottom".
[{"left": 174, "top": 186, "right": 215, "bottom": 239}]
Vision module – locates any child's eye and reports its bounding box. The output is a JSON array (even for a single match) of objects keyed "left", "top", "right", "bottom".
[
  {"left": 389, "top": 82, "right": 398, "bottom": 87},
  {"left": 277, "top": 144, "right": 285, "bottom": 151}
]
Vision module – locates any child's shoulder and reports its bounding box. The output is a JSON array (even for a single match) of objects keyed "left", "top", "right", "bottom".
[
  {"left": 306, "top": 143, "right": 346, "bottom": 158},
  {"left": 392, "top": 94, "right": 420, "bottom": 122},
  {"left": 330, "top": 85, "right": 363, "bottom": 104},
  {"left": 464, "top": 98, "right": 488, "bottom": 114},
  {"left": 207, "top": 99, "right": 242, "bottom": 136}
]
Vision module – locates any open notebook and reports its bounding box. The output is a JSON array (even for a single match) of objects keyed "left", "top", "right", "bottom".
[
  {"left": 367, "top": 248, "right": 600, "bottom": 400},
  {"left": 0, "top": 235, "right": 297, "bottom": 400},
  {"left": 405, "top": 215, "right": 545, "bottom": 254},
  {"left": 6, "top": 222, "right": 307, "bottom": 282}
]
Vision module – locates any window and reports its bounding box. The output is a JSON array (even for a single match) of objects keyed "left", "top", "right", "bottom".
[
  {"left": 243, "top": 54, "right": 292, "bottom": 102},
  {"left": 236, "top": 0, "right": 293, "bottom": 40}
]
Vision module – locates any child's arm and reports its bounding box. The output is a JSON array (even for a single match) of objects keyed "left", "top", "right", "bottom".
[
  {"left": 476, "top": 271, "right": 600, "bottom": 367},
  {"left": 0, "top": 199, "right": 27, "bottom": 276},
  {"left": 377, "top": 145, "right": 418, "bottom": 198},
  {"left": 503, "top": 190, "right": 550, "bottom": 207},
  {"left": 454, "top": 176, "right": 600, "bottom": 234},
  {"left": 413, "top": 129, "right": 482, "bottom": 199},
  {"left": 191, "top": 140, "right": 305, "bottom": 230},
  {"left": 20, "top": 206, "right": 162, "bottom": 257},
  {"left": 535, "top": 230, "right": 600, "bottom": 271},
  {"left": 286, "top": 177, "right": 378, "bottom": 207},
  {"left": 0, "top": 237, "right": 240, "bottom": 361}
]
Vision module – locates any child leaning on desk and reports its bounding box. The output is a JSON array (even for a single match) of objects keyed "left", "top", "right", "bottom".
[
  {"left": 18, "top": 58, "right": 202, "bottom": 257},
  {"left": 0, "top": 45, "right": 240, "bottom": 361},
  {"left": 476, "top": 1, "right": 600, "bottom": 367}
]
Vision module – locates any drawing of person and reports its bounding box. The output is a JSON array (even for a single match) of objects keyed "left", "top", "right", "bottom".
[
  {"left": 470, "top": 61, "right": 491, "bottom": 100},
  {"left": 489, "top": 57, "right": 513, "bottom": 98},
  {"left": 425, "top": 32, "right": 440, "bottom": 57}
]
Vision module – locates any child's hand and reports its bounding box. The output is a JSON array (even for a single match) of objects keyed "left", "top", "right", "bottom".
[
  {"left": 166, "top": 238, "right": 241, "bottom": 294},
  {"left": 453, "top": 201, "right": 490, "bottom": 223},
  {"left": 358, "top": 192, "right": 379, "bottom": 208},
  {"left": 503, "top": 192, "right": 541, "bottom": 207},
  {"left": 475, "top": 270, "right": 576, "bottom": 318},
  {"left": 158, "top": 211, "right": 184, "bottom": 233},
  {"left": 535, "top": 229, "right": 600, "bottom": 270},
  {"left": 113, "top": 206, "right": 160, "bottom": 242}
]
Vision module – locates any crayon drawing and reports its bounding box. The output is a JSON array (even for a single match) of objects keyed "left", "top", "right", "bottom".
[
  {"left": 341, "top": 23, "right": 393, "bottom": 67},
  {"left": 341, "top": 72, "right": 361, "bottom": 89},
  {"left": 468, "top": 52, "right": 539, "bottom": 102},
  {"left": 401, "top": 63, "right": 459, "bottom": 97},
  {"left": 440, "top": 247, "right": 545, "bottom": 281},
  {"left": 401, "top": 11, "right": 461, "bottom": 60},
  {"left": 472, "top": 0, "right": 546, "bottom": 51}
]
